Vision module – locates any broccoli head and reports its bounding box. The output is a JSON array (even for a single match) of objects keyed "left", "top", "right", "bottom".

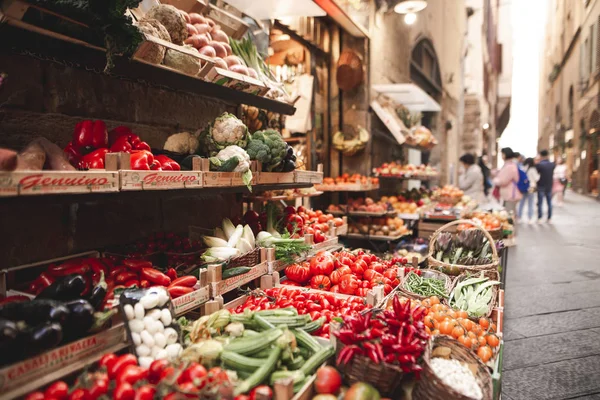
[
  {"left": 247, "top": 129, "right": 288, "bottom": 171},
  {"left": 246, "top": 136, "right": 271, "bottom": 164}
]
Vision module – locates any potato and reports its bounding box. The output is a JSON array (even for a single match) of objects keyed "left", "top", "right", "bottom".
[
  {"left": 213, "top": 57, "right": 228, "bottom": 70},
  {"left": 211, "top": 29, "right": 228, "bottom": 43},
  {"left": 189, "top": 13, "right": 206, "bottom": 25},
  {"left": 199, "top": 45, "right": 216, "bottom": 58},
  {"left": 209, "top": 41, "right": 227, "bottom": 58}
]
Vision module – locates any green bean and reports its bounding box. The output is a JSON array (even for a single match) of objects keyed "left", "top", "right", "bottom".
[{"left": 403, "top": 272, "right": 448, "bottom": 298}]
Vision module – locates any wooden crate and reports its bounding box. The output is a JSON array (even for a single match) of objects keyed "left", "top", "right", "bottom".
[
  {"left": 208, "top": 261, "right": 269, "bottom": 297},
  {"left": 255, "top": 161, "right": 296, "bottom": 184},
  {"left": 0, "top": 170, "right": 119, "bottom": 197},
  {"left": 204, "top": 3, "right": 249, "bottom": 39},
  {"left": 193, "top": 158, "right": 258, "bottom": 188},
  {"left": 417, "top": 220, "right": 457, "bottom": 239},
  {"left": 204, "top": 66, "right": 268, "bottom": 95},
  {"left": 294, "top": 165, "right": 324, "bottom": 184},
  {"left": 172, "top": 270, "right": 210, "bottom": 315}
]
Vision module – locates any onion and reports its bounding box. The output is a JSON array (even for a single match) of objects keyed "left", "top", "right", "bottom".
[
  {"left": 213, "top": 57, "right": 228, "bottom": 70},
  {"left": 211, "top": 29, "right": 228, "bottom": 43},
  {"left": 184, "top": 34, "right": 210, "bottom": 49},
  {"left": 180, "top": 11, "right": 191, "bottom": 24},
  {"left": 229, "top": 64, "right": 249, "bottom": 76},
  {"left": 247, "top": 68, "right": 258, "bottom": 79},
  {"left": 189, "top": 13, "right": 206, "bottom": 25},
  {"left": 198, "top": 46, "right": 216, "bottom": 58},
  {"left": 187, "top": 23, "right": 198, "bottom": 36},
  {"left": 205, "top": 17, "right": 215, "bottom": 27},
  {"left": 193, "top": 23, "right": 211, "bottom": 35},
  {"left": 221, "top": 42, "right": 232, "bottom": 56},
  {"left": 223, "top": 55, "right": 242, "bottom": 67},
  {"left": 209, "top": 41, "right": 227, "bottom": 58}
]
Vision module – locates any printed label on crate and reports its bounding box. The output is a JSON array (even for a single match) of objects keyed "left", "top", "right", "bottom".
[
  {"left": 0, "top": 171, "right": 119, "bottom": 196},
  {"left": 173, "top": 286, "right": 210, "bottom": 315},
  {"left": 0, "top": 325, "right": 125, "bottom": 393},
  {"left": 294, "top": 170, "right": 323, "bottom": 184},
  {"left": 120, "top": 171, "right": 202, "bottom": 190},
  {"left": 212, "top": 262, "right": 268, "bottom": 295},
  {"left": 203, "top": 171, "right": 246, "bottom": 187}
]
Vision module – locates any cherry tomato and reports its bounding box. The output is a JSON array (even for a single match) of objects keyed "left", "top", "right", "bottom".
[
  {"left": 25, "top": 392, "right": 45, "bottom": 400},
  {"left": 89, "top": 376, "right": 109, "bottom": 399},
  {"left": 148, "top": 359, "right": 170, "bottom": 384},
  {"left": 117, "top": 365, "right": 148, "bottom": 385},
  {"left": 249, "top": 385, "right": 273, "bottom": 400},
  {"left": 177, "top": 363, "right": 208, "bottom": 385},
  {"left": 134, "top": 386, "right": 156, "bottom": 400},
  {"left": 45, "top": 381, "right": 69, "bottom": 400},
  {"left": 98, "top": 353, "right": 118, "bottom": 370},
  {"left": 108, "top": 354, "right": 137, "bottom": 379},
  {"left": 68, "top": 389, "right": 89, "bottom": 400}
]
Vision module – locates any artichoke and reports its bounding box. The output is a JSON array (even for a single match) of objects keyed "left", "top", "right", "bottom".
[
  {"left": 199, "top": 113, "right": 249, "bottom": 156},
  {"left": 434, "top": 232, "right": 453, "bottom": 261}
]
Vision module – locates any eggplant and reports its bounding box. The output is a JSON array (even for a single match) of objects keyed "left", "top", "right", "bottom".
[
  {"left": 37, "top": 274, "right": 86, "bottom": 301},
  {"left": 87, "top": 271, "right": 107, "bottom": 311},
  {"left": 0, "top": 299, "right": 69, "bottom": 325},
  {"left": 25, "top": 322, "right": 63, "bottom": 355},
  {"left": 62, "top": 299, "right": 95, "bottom": 339},
  {"left": 0, "top": 318, "right": 19, "bottom": 348}
]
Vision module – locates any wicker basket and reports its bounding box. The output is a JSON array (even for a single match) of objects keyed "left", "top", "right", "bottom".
[
  {"left": 435, "top": 195, "right": 462, "bottom": 205},
  {"left": 414, "top": 336, "right": 493, "bottom": 400},
  {"left": 427, "top": 219, "right": 499, "bottom": 276},
  {"left": 332, "top": 322, "right": 405, "bottom": 396},
  {"left": 226, "top": 247, "right": 261, "bottom": 269},
  {"left": 447, "top": 269, "right": 500, "bottom": 319},
  {"left": 397, "top": 269, "right": 453, "bottom": 300}
]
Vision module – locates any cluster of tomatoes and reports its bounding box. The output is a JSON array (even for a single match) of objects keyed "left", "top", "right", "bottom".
[
  {"left": 233, "top": 287, "right": 370, "bottom": 338},
  {"left": 283, "top": 206, "right": 345, "bottom": 244},
  {"left": 284, "top": 250, "right": 408, "bottom": 296},
  {"left": 393, "top": 296, "right": 501, "bottom": 363}
]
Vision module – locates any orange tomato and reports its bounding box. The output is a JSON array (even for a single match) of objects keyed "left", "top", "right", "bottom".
[
  {"left": 457, "top": 310, "right": 469, "bottom": 319},
  {"left": 432, "top": 329, "right": 440, "bottom": 335},
  {"left": 477, "top": 346, "right": 493, "bottom": 363},
  {"left": 479, "top": 318, "right": 490, "bottom": 329},
  {"left": 486, "top": 334, "right": 500, "bottom": 348},
  {"left": 424, "top": 316, "right": 435, "bottom": 329},
  {"left": 433, "top": 312, "right": 446, "bottom": 322},
  {"left": 439, "top": 321, "right": 454, "bottom": 335},
  {"left": 477, "top": 336, "right": 487, "bottom": 347},
  {"left": 451, "top": 326, "right": 464, "bottom": 339},
  {"left": 431, "top": 304, "right": 443, "bottom": 313},
  {"left": 429, "top": 296, "right": 440, "bottom": 305}
]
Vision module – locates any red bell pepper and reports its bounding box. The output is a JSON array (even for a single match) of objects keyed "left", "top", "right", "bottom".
[
  {"left": 79, "top": 148, "right": 108, "bottom": 170},
  {"left": 110, "top": 136, "right": 133, "bottom": 153},
  {"left": 150, "top": 159, "right": 162, "bottom": 170},
  {"left": 48, "top": 260, "right": 90, "bottom": 277},
  {"left": 64, "top": 142, "right": 81, "bottom": 165},
  {"left": 109, "top": 126, "right": 138, "bottom": 146},
  {"left": 154, "top": 155, "right": 180, "bottom": 171},
  {"left": 130, "top": 150, "right": 154, "bottom": 170},
  {"left": 133, "top": 141, "right": 151, "bottom": 151},
  {"left": 73, "top": 120, "right": 107, "bottom": 151}
]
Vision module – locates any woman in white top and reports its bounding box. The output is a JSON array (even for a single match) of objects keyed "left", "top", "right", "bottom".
[
  {"left": 518, "top": 158, "right": 539, "bottom": 223},
  {"left": 458, "top": 153, "right": 486, "bottom": 204},
  {"left": 553, "top": 158, "right": 568, "bottom": 206}
]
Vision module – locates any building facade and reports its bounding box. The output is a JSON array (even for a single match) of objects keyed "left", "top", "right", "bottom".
[{"left": 539, "top": 0, "right": 600, "bottom": 195}]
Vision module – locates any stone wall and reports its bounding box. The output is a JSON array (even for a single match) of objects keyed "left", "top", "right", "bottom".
[{"left": 0, "top": 52, "right": 240, "bottom": 266}]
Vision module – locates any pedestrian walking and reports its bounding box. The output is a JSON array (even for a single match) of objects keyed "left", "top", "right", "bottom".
[
  {"left": 536, "top": 149, "right": 555, "bottom": 222},
  {"left": 553, "top": 158, "right": 568, "bottom": 207},
  {"left": 493, "top": 147, "right": 523, "bottom": 217},
  {"left": 479, "top": 155, "right": 492, "bottom": 197},
  {"left": 458, "top": 153, "right": 486, "bottom": 204},
  {"left": 518, "top": 158, "right": 540, "bottom": 223}
]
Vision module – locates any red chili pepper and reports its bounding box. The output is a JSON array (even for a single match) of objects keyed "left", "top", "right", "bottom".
[
  {"left": 166, "top": 268, "right": 178, "bottom": 282},
  {"left": 78, "top": 148, "right": 108, "bottom": 170},
  {"left": 154, "top": 155, "right": 180, "bottom": 171},
  {"left": 123, "top": 259, "right": 152, "bottom": 271},
  {"left": 167, "top": 286, "right": 194, "bottom": 298},
  {"left": 0, "top": 295, "right": 30, "bottom": 305},
  {"left": 170, "top": 276, "right": 197, "bottom": 288},
  {"left": 140, "top": 279, "right": 151, "bottom": 288},
  {"left": 130, "top": 150, "right": 154, "bottom": 171},
  {"left": 124, "top": 279, "right": 140, "bottom": 287},
  {"left": 38, "top": 272, "right": 55, "bottom": 288},
  {"left": 115, "top": 271, "right": 138, "bottom": 284},
  {"left": 48, "top": 260, "right": 90, "bottom": 277},
  {"left": 141, "top": 267, "right": 171, "bottom": 286},
  {"left": 109, "top": 267, "right": 127, "bottom": 280}
]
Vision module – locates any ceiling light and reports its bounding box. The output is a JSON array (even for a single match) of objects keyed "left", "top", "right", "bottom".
[
  {"left": 394, "top": 0, "right": 427, "bottom": 14},
  {"left": 404, "top": 12, "right": 417, "bottom": 24}
]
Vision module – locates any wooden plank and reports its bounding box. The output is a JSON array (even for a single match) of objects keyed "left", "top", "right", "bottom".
[
  {"left": 0, "top": 171, "right": 119, "bottom": 197},
  {"left": 119, "top": 170, "right": 203, "bottom": 191},
  {"left": 210, "top": 261, "right": 269, "bottom": 297},
  {"left": 173, "top": 285, "right": 210, "bottom": 315}
]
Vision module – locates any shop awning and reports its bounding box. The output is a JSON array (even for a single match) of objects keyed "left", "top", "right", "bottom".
[
  {"left": 222, "top": 0, "right": 326, "bottom": 20},
  {"left": 372, "top": 83, "right": 441, "bottom": 112}
]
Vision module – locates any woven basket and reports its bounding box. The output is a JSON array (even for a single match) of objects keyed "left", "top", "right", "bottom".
[
  {"left": 397, "top": 269, "right": 453, "bottom": 301},
  {"left": 332, "top": 322, "right": 404, "bottom": 396},
  {"left": 447, "top": 269, "right": 500, "bottom": 319},
  {"left": 226, "top": 247, "right": 261, "bottom": 269},
  {"left": 435, "top": 195, "right": 462, "bottom": 205},
  {"left": 427, "top": 219, "right": 499, "bottom": 276},
  {"left": 414, "top": 335, "right": 493, "bottom": 400}
]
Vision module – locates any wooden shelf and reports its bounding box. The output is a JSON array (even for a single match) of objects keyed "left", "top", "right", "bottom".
[
  {"left": 340, "top": 232, "right": 412, "bottom": 241},
  {"left": 0, "top": 24, "right": 296, "bottom": 115},
  {"left": 375, "top": 174, "right": 439, "bottom": 181}
]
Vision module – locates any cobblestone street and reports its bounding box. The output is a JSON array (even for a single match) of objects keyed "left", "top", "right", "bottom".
[{"left": 502, "top": 193, "right": 600, "bottom": 399}]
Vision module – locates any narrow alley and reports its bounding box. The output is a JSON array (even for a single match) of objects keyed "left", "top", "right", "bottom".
[{"left": 502, "top": 193, "right": 600, "bottom": 399}]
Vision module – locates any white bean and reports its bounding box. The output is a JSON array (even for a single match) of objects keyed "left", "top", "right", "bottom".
[
  {"left": 141, "top": 293, "right": 159, "bottom": 309},
  {"left": 138, "top": 356, "right": 153, "bottom": 369},
  {"left": 164, "top": 328, "right": 178, "bottom": 345},
  {"left": 160, "top": 309, "right": 172, "bottom": 326},
  {"left": 165, "top": 343, "right": 182, "bottom": 360},
  {"left": 129, "top": 319, "right": 144, "bottom": 333},
  {"left": 134, "top": 303, "right": 145, "bottom": 320},
  {"left": 136, "top": 344, "right": 151, "bottom": 357},
  {"left": 123, "top": 304, "right": 135, "bottom": 320},
  {"left": 131, "top": 332, "right": 142, "bottom": 346},
  {"left": 141, "top": 330, "right": 155, "bottom": 347},
  {"left": 155, "top": 350, "right": 168, "bottom": 360},
  {"left": 154, "top": 332, "right": 167, "bottom": 349},
  {"left": 147, "top": 309, "right": 162, "bottom": 320}
]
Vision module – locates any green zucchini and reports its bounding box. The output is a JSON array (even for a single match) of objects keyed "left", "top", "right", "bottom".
[
  {"left": 300, "top": 345, "right": 335, "bottom": 376},
  {"left": 224, "top": 328, "right": 283, "bottom": 355},
  {"left": 284, "top": 355, "right": 305, "bottom": 370},
  {"left": 221, "top": 351, "right": 266, "bottom": 373},
  {"left": 269, "top": 370, "right": 305, "bottom": 386},
  {"left": 256, "top": 308, "right": 298, "bottom": 317},
  {"left": 292, "top": 328, "right": 322, "bottom": 354},
  {"left": 234, "top": 346, "right": 282, "bottom": 396},
  {"left": 242, "top": 329, "right": 259, "bottom": 337},
  {"left": 254, "top": 314, "right": 275, "bottom": 330},
  {"left": 262, "top": 315, "right": 311, "bottom": 328},
  {"left": 223, "top": 267, "right": 252, "bottom": 279},
  {"left": 298, "top": 317, "right": 325, "bottom": 333}
]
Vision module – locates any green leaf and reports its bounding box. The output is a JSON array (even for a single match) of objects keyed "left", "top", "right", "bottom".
[{"left": 242, "top": 169, "right": 253, "bottom": 192}]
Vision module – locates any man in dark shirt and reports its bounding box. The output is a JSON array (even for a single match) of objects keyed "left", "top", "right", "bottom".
[{"left": 536, "top": 149, "right": 555, "bottom": 222}]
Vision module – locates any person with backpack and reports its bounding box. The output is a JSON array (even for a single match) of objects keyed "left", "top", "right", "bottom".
[
  {"left": 492, "top": 147, "right": 523, "bottom": 218},
  {"left": 536, "top": 149, "right": 555, "bottom": 222},
  {"left": 458, "top": 153, "right": 486, "bottom": 204},
  {"left": 518, "top": 157, "right": 540, "bottom": 223}
]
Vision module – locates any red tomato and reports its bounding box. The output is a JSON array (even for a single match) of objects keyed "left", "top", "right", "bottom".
[
  {"left": 134, "top": 386, "right": 156, "bottom": 400},
  {"left": 284, "top": 264, "right": 311, "bottom": 284},
  {"left": 68, "top": 389, "right": 89, "bottom": 400},
  {"left": 117, "top": 365, "right": 148, "bottom": 386},
  {"left": 177, "top": 363, "right": 207, "bottom": 384},
  {"left": 339, "top": 256, "right": 354, "bottom": 267},
  {"left": 370, "top": 262, "right": 385, "bottom": 273},
  {"left": 314, "top": 366, "right": 342, "bottom": 394},
  {"left": 318, "top": 214, "right": 328, "bottom": 223},
  {"left": 45, "top": 381, "right": 69, "bottom": 400},
  {"left": 98, "top": 353, "right": 118, "bottom": 371},
  {"left": 360, "top": 280, "right": 370, "bottom": 288},
  {"left": 383, "top": 268, "right": 399, "bottom": 280},
  {"left": 330, "top": 284, "right": 340, "bottom": 293},
  {"left": 310, "top": 275, "right": 332, "bottom": 291},
  {"left": 370, "top": 276, "right": 385, "bottom": 286},
  {"left": 329, "top": 269, "right": 346, "bottom": 285},
  {"left": 357, "top": 254, "right": 372, "bottom": 266},
  {"left": 249, "top": 385, "right": 273, "bottom": 400},
  {"left": 363, "top": 269, "right": 383, "bottom": 281},
  {"left": 314, "top": 230, "right": 326, "bottom": 244},
  {"left": 310, "top": 253, "right": 334, "bottom": 276},
  {"left": 356, "top": 287, "right": 369, "bottom": 297},
  {"left": 339, "top": 274, "right": 358, "bottom": 295},
  {"left": 178, "top": 382, "right": 199, "bottom": 398}
]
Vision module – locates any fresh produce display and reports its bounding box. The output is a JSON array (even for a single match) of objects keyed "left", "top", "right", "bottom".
[
  {"left": 119, "top": 231, "right": 204, "bottom": 268},
  {"left": 372, "top": 162, "right": 438, "bottom": 178},
  {"left": 402, "top": 271, "right": 449, "bottom": 298},
  {"left": 382, "top": 188, "right": 431, "bottom": 214},
  {"left": 121, "top": 287, "right": 183, "bottom": 368},
  {"left": 448, "top": 272, "right": 500, "bottom": 318},
  {"left": 432, "top": 229, "right": 493, "bottom": 265},
  {"left": 331, "top": 127, "right": 371, "bottom": 156},
  {"left": 321, "top": 174, "right": 379, "bottom": 187},
  {"left": 461, "top": 210, "right": 513, "bottom": 235},
  {"left": 231, "top": 287, "right": 371, "bottom": 338},
  {"left": 328, "top": 197, "right": 392, "bottom": 214},
  {"left": 386, "top": 295, "right": 501, "bottom": 363},
  {"left": 201, "top": 218, "right": 257, "bottom": 263},
  {"left": 283, "top": 250, "right": 406, "bottom": 295},
  {"left": 432, "top": 185, "right": 465, "bottom": 202},
  {"left": 429, "top": 357, "right": 483, "bottom": 399},
  {"left": 334, "top": 296, "right": 429, "bottom": 375},
  {"left": 347, "top": 216, "right": 409, "bottom": 238},
  {"left": 179, "top": 308, "right": 335, "bottom": 396}
]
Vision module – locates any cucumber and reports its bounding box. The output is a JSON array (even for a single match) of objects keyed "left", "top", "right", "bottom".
[
  {"left": 223, "top": 267, "right": 252, "bottom": 279},
  {"left": 284, "top": 355, "right": 305, "bottom": 370},
  {"left": 300, "top": 345, "right": 335, "bottom": 376},
  {"left": 234, "top": 346, "right": 282, "bottom": 396},
  {"left": 256, "top": 308, "right": 298, "bottom": 317},
  {"left": 221, "top": 351, "right": 266, "bottom": 373},
  {"left": 224, "top": 328, "right": 283, "bottom": 355},
  {"left": 298, "top": 317, "right": 325, "bottom": 333},
  {"left": 292, "top": 328, "right": 322, "bottom": 354}
]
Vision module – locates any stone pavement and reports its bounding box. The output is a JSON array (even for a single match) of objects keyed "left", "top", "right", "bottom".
[{"left": 502, "top": 192, "right": 600, "bottom": 400}]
